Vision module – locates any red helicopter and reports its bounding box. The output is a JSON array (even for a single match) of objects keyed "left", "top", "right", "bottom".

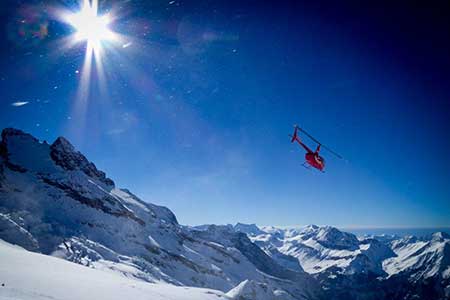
[{"left": 289, "top": 125, "right": 342, "bottom": 172}]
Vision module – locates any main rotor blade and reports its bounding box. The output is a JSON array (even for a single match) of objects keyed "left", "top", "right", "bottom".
[
  {"left": 321, "top": 144, "right": 343, "bottom": 159},
  {"left": 298, "top": 127, "right": 321, "bottom": 145},
  {"left": 297, "top": 127, "right": 343, "bottom": 159}
]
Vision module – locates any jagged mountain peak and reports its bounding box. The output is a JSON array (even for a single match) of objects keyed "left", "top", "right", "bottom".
[
  {"left": 1, "top": 128, "right": 40, "bottom": 158},
  {"left": 234, "top": 223, "right": 264, "bottom": 236},
  {"left": 0, "top": 127, "right": 55, "bottom": 173},
  {"left": 50, "top": 135, "right": 114, "bottom": 187},
  {"left": 314, "top": 226, "right": 360, "bottom": 250},
  {"left": 276, "top": 225, "right": 360, "bottom": 251},
  {"left": 432, "top": 231, "right": 450, "bottom": 242},
  {"left": 0, "top": 128, "right": 114, "bottom": 187},
  {"left": 52, "top": 136, "right": 76, "bottom": 153},
  {"left": 1, "top": 127, "right": 37, "bottom": 141},
  {"left": 303, "top": 224, "right": 319, "bottom": 231}
]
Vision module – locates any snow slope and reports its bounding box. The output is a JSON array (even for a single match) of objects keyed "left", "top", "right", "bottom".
[
  {"left": 0, "top": 239, "right": 226, "bottom": 300},
  {"left": 226, "top": 279, "right": 296, "bottom": 300},
  {"left": 383, "top": 232, "right": 450, "bottom": 280}
]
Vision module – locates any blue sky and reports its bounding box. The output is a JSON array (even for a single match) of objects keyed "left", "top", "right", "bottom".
[{"left": 1, "top": 0, "right": 449, "bottom": 227}]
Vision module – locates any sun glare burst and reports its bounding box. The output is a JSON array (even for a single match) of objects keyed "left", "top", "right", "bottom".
[
  {"left": 58, "top": 0, "right": 124, "bottom": 93},
  {"left": 64, "top": 0, "right": 117, "bottom": 53},
  {"left": 55, "top": 0, "right": 126, "bottom": 138}
]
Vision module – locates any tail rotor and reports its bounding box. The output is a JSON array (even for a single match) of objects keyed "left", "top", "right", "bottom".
[{"left": 290, "top": 125, "right": 300, "bottom": 143}]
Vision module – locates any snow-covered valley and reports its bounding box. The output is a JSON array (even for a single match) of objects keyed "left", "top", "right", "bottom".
[{"left": 1, "top": 128, "right": 449, "bottom": 300}]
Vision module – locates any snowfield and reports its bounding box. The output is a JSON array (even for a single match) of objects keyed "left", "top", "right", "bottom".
[{"left": 0, "top": 239, "right": 227, "bottom": 300}]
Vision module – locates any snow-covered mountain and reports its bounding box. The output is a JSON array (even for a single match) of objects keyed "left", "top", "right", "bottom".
[
  {"left": 383, "top": 232, "right": 450, "bottom": 281},
  {"left": 0, "top": 128, "right": 316, "bottom": 300},
  {"left": 241, "top": 224, "right": 450, "bottom": 299},
  {"left": 1, "top": 128, "right": 449, "bottom": 300},
  {"left": 251, "top": 224, "right": 395, "bottom": 276},
  {"left": 234, "top": 223, "right": 266, "bottom": 236}
]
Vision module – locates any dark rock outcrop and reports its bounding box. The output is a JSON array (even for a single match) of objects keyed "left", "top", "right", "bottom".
[{"left": 50, "top": 137, "right": 114, "bottom": 187}]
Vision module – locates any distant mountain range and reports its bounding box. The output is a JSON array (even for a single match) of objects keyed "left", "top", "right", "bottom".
[
  {"left": 343, "top": 227, "right": 450, "bottom": 238},
  {"left": 0, "top": 128, "right": 449, "bottom": 300},
  {"left": 250, "top": 225, "right": 450, "bottom": 299}
]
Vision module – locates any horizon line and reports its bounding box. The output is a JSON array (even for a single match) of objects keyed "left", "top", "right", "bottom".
[{"left": 259, "top": 224, "right": 450, "bottom": 230}]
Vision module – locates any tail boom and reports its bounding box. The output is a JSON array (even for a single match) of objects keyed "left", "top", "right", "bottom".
[{"left": 290, "top": 126, "right": 313, "bottom": 153}]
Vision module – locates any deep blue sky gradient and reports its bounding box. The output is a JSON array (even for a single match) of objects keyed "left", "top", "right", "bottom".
[{"left": 1, "top": 0, "right": 449, "bottom": 227}]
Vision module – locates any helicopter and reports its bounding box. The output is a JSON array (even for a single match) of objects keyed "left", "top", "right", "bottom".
[{"left": 289, "top": 125, "right": 342, "bottom": 172}]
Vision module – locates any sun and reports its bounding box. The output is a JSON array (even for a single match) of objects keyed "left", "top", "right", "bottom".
[
  {"left": 64, "top": 0, "right": 117, "bottom": 52},
  {"left": 55, "top": 0, "right": 131, "bottom": 124},
  {"left": 56, "top": 0, "right": 124, "bottom": 120},
  {"left": 53, "top": 0, "right": 131, "bottom": 137}
]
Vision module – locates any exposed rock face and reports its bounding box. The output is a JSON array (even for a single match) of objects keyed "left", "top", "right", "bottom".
[
  {"left": 0, "top": 128, "right": 34, "bottom": 173},
  {"left": 50, "top": 136, "right": 114, "bottom": 187}
]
